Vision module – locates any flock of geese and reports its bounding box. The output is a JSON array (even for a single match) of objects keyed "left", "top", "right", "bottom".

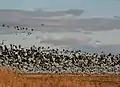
[
  {"left": 0, "top": 24, "right": 34, "bottom": 35},
  {"left": 0, "top": 23, "right": 120, "bottom": 74},
  {"left": 0, "top": 23, "right": 44, "bottom": 35},
  {"left": 0, "top": 43, "right": 120, "bottom": 74}
]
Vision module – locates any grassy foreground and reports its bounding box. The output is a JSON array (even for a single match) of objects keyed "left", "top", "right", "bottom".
[{"left": 0, "top": 68, "right": 120, "bottom": 87}]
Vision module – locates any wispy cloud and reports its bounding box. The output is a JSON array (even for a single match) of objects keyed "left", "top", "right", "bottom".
[
  {"left": 32, "top": 9, "right": 84, "bottom": 17},
  {"left": 40, "top": 36, "right": 92, "bottom": 48},
  {"left": 1, "top": 9, "right": 120, "bottom": 32},
  {"left": 0, "top": 9, "right": 84, "bottom": 22}
]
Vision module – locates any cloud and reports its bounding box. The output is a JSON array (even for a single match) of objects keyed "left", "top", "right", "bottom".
[
  {"left": 1, "top": 10, "right": 120, "bottom": 32},
  {"left": 17, "top": 17, "right": 120, "bottom": 32},
  {"left": 40, "top": 36, "right": 92, "bottom": 48},
  {"left": 32, "top": 8, "right": 84, "bottom": 17},
  {"left": 0, "top": 9, "right": 84, "bottom": 22},
  {"left": 0, "top": 8, "right": 84, "bottom": 26}
]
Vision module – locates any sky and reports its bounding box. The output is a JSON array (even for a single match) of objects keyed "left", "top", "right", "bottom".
[
  {"left": 0, "top": 0, "right": 120, "bottom": 17},
  {"left": 1, "top": 0, "right": 120, "bottom": 54}
]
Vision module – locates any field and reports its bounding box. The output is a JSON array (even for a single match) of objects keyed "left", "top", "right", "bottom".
[{"left": 0, "top": 68, "right": 120, "bottom": 87}]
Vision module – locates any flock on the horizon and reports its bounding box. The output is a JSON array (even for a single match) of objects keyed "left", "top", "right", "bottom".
[{"left": 0, "top": 43, "right": 120, "bottom": 74}]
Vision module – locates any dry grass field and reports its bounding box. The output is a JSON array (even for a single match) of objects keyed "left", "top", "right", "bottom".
[{"left": 0, "top": 68, "right": 120, "bottom": 87}]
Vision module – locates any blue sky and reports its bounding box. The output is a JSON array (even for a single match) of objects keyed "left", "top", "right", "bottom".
[{"left": 0, "top": 0, "right": 120, "bottom": 16}]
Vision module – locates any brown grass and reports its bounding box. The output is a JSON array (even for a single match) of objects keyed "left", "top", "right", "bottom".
[
  {"left": 0, "top": 67, "right": 30, "bottom": 87},
  {"left": 0, "top": 67, "right": 120, "bottom": 87}
]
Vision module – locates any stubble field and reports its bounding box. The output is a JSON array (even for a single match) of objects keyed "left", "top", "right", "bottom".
[{"left": 0, "top": 68, "right": 120, "bottom": 87}]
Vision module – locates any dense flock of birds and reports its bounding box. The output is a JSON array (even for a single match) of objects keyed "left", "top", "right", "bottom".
[
  {"left": 0, "top": 43, "right": 120, "bottom": 74},
  {"left": 0, "top": 24, "right": 120, "bottom": 74}
]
